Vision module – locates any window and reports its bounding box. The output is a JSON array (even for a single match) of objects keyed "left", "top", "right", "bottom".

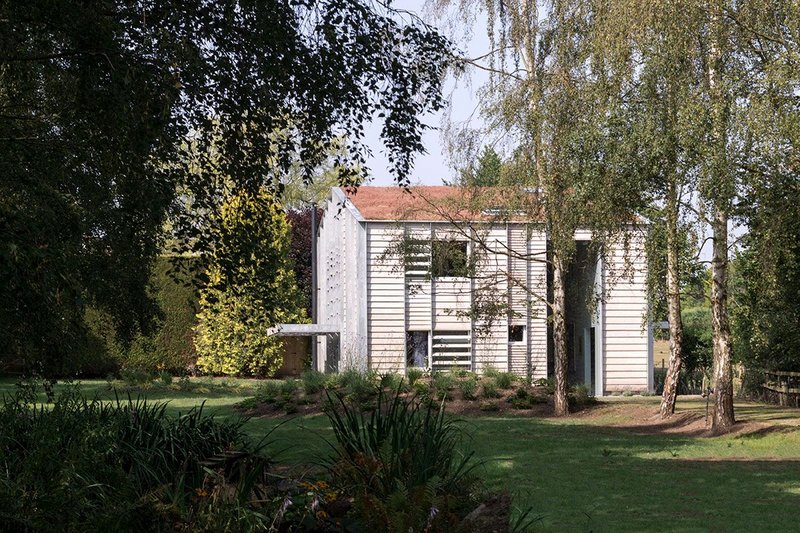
[
  {"left": 431, "top": 240, "right": 469, "bottom": 278},
  {"left": 431, "top": 330, "right": 471, "bottom": 371},
  {"left": 406, "top": 331, "right": 429, "bottom": 368},
  {"left": 508, "top": 325, "right": 525, "bottom": 343}
]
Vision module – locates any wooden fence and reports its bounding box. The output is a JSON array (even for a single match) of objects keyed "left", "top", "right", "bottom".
[{"left": 762, "top": 369, "right": 800, "bottom": 407}]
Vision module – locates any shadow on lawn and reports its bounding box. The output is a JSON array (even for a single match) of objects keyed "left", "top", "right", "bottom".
[{"left": 464, "top": 417, "right": 800, "bottom": 531}]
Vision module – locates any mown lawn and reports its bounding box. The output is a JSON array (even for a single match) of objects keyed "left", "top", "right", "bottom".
[{"left": 3, "top": 377, "right": 800, "bottom": 531}]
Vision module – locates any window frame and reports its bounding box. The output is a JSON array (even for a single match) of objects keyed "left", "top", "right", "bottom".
[
  {"left": 430, "top": 239, "right": 470, "bottom": 279},
  {"left": 508, "top": 324, "right": 526, "bottom": 344}
]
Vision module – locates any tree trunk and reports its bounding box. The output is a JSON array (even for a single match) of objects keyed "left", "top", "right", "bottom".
[
  {"left": 710, "top": 210, "right": 735, "bottom": 432},
  {"left": 707, "top": 0, "right": 735, "bottom": 433},
  {"left": 659, "top": 183, "right": 684, "bottom": 418},
  {"left": 552, "top": 253, "right": 569, "bottom": 416}
]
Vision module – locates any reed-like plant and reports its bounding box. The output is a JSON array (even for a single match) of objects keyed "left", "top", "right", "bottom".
[
  {"left": 0, "top": 381, "right": 270, "bottom": 530},
  {"left": 323, "top": 385, "right": 479, "bottom": 498}
]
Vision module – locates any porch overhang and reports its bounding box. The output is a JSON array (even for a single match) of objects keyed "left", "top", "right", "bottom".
[{"left": 268, "top": 324, "right": 339, "bottom": 337}]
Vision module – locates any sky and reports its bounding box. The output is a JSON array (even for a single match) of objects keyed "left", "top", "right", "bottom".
[{"left": 365, "top": 1, "right": 490, "bottom": 187}]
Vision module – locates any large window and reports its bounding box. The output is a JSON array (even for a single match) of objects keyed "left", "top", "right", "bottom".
[
  {"left": 406, "top": 331, "right": 429, "bottom": 368},
  {"left": 431, "top": 240, "right": 469, "bottom": 278}
]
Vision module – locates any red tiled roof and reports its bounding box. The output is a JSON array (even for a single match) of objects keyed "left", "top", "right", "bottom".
[{"left": 343, "top": 185, "right": 543, "bottom": 222}]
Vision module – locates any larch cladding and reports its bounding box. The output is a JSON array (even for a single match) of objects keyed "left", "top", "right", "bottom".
[
  {"left": 508, "top": 225, "right": 548, "bottom": 379},
  {"left": 602, "top": 229, "right": 651, "bottom": 392},
  {"left": 366, "top": 223, "right": 406, "bottom": 372},
  {"left": 472, "top": 225, "right": 508, "bottom": 371}
]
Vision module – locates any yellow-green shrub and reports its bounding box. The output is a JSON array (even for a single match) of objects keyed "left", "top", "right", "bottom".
[{"left": 194, "top": 188, "right": 306, "bottom": 377}]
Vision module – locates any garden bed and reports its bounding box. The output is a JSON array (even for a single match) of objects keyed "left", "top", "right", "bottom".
[{"left": 235, "top": 368, "right": 597, "bottom": 419}]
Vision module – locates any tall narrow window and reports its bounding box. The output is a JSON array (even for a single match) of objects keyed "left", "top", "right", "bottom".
[{"left": 406, "top": 331, "right": 429, "bottom": 368}]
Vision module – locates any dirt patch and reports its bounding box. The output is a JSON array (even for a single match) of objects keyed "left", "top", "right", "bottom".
[{"left": 570, "top": 400, "right": 800, "bottom": 438}]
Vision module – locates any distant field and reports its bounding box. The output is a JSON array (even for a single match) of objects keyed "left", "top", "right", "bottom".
[{"left": 3, "top": 377, "right": 800, "bottom": 531}]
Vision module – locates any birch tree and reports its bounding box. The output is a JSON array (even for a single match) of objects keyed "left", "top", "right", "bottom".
[{"left": 432, "top": 0, "right": 644, "bottom": 414}]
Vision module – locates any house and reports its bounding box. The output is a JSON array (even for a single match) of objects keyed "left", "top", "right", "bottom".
[{"left": 313, "top": 185, "right": 653, "bottom": 396}]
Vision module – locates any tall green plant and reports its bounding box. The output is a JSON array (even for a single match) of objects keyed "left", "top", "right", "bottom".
[
  {"left": 323, "top": 386, "right": 482, "bottom": 530},
  {"left": 0, "top": 382, "right": 270, "bottom": 530},
  {"left": 194, "top": 188, "right": 306, "bottom": 376}
]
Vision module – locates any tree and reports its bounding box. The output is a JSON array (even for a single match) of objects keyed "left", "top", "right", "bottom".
[
  {"left": 434, "top": 0, "right": 644, "bottom": 415},
  {"left": 454, "top": 145, "right": 504, "bottom": 187},
  {"left": 596, "top": 0, "right": 707, "bottom": 419},
  {"left": 1, "top": 0, "right": 450, "bottom": 372},
  {"left": 286, "top": 207, "right": 321, "bottom": 318},
  {"left": 194, "top": 188, "right": 305, "bottom": 377},
  {"left": 731, "top": 0, "right": 800, "bottom": 373}
]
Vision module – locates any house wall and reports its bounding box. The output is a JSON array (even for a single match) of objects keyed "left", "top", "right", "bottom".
[
  {"left": 366, "top": 222, "right": 406, "bottom": 372},
  {"left": 317, "top": 191, "right": 651, "bottom": 392},
  {"left": 315, "top": 190, "right": 367, "bottom": 371},
  {"left": 472, "top": 225, "right": 508, "bottom": 371},
  {"left": 602, "top": 227, "right": 651, "bottom": 392}
]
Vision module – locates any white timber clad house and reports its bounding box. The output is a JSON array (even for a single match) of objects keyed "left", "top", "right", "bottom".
[{"left": 314, "top": 186, "right": 653, "bottom": 395}]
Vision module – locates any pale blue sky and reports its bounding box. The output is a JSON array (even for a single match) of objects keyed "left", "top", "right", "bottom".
[{"left": 365, "top": 1, "right": 490, "bottom": 186}]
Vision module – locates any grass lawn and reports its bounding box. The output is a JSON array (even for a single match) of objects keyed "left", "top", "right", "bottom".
[{"left": 3, "top": 377, "right": 800, "bottom": 531}]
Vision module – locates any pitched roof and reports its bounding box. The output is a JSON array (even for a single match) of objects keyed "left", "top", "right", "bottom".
[{"left": 342, "top": 185, "right": 544, "bottom": 222}]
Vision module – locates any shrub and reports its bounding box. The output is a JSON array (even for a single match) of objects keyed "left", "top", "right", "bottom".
[
  {"left": 495, "top": 371, "right": 515, "bottom": 390},
  {"left": 254, "top": 381, "right": 283, "bottom": 404},
  {"left": 0, "top": 382, "right": 270, "bottom": 531},
  {"left": 323, "top": 387, "right": 482, "bottom": 531},
  {"left": 280, "top": 379, "right": 299, "bottom": 399},
  {"left": 72, "top": 256, "right": 200, "bottom": 378},
  {"left": 339, "top": 369, "right": 377, "bottom": 403},
  {"left": 506, "top": 387, "right": 546, "bottom": 409},
  {"left": 449, "top": 366, "right": 471, "bottom": 378},
  {"left": 379, "top": 372, "right": 408, "bottom": 393},
  {"left": 158, "top": 371, "right": 173, "bottom": 386},
  {"left": 301, "top": 370, "right": 327, "bottom": 395},
  {"left": 412, "top": 380, "right": 431, "bottom": 398},
  {"left": 569, "top": 384, "right": 596, "bottom": 407},
  {"left": 479, "top": 401, "right": 500, "bottom": 412},
  {"left": 536, "top": 377, "right": 556, "bottom": 395},
  {"left": 482, "top": 364, "right": 501, "bottom": 378},
  {"left": 120, "top": 367, "right": 153, "bottom": 386},
  {"left": 458, "top": 377, "right": 478, "bottom": 400},
  {"left": 194, "top": 189, "right": 307, "bottom": 377},
  {"left": 481, "top": 379, "right": 501, "bottom": 399},
  {"left": 406, "top": 367, "right": 424, "bottom": 385},
  {"left": 432, "top": 371, "right": 457, "bottom": 400}
]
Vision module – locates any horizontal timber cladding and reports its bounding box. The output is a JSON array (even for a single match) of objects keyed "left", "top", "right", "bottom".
[
  {"left": 367, "top": 222, "right": 406, "bottom": 372},
  {"left": 603, "top": 228, "right": 651, "bottom": 391},
  {"left": 431, "top": 330, "right": 472, "bottom": 371},
  {"left": 528, "top": 228, "right": 548, "bottom": 379},
  {"left": 472, "top": 224, "right": 508, "bottom": 371}
]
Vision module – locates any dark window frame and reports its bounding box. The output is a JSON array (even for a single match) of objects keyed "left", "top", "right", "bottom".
[{"left": 508, "top": 324, "right": 526, "bottom": 343}]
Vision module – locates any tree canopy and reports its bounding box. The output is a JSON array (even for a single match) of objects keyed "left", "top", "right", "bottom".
[{"left": 0, "top": 0, "right": 451, "bottom": 371}]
